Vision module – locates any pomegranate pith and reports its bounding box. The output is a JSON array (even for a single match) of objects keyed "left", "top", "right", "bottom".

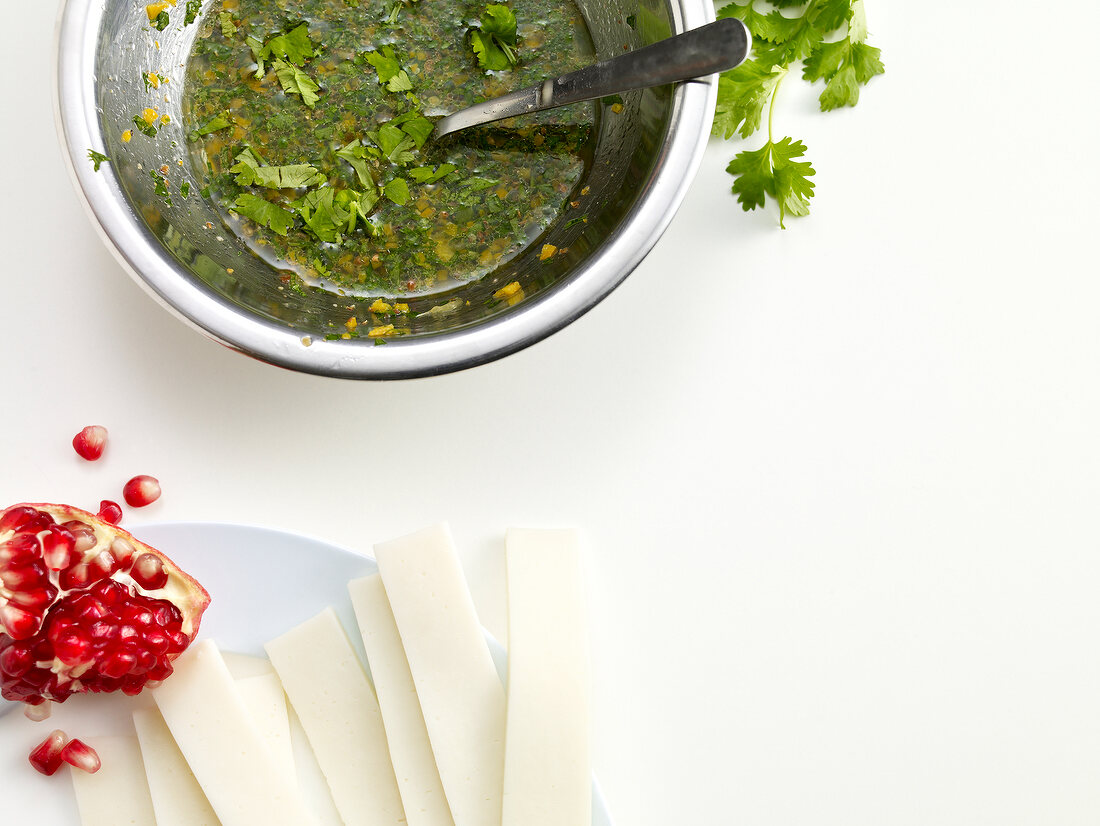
[
  {"left": 72, "top": 426, "right": 108, "bottom": 461},
  {"left": 0, "top": 504, "right": 209, "bottom": 706},
  {"left": 123, "top": 476, "right": 161, "bottom": 508}
]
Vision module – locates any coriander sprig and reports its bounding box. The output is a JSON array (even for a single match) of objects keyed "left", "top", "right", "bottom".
[{"left": 714, "top": 0, "right": 884, "bottom": 226}]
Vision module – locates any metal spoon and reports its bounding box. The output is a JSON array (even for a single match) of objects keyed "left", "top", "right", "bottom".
[{"left": 432, "top": 17, "right": 750, "bottom": 139}]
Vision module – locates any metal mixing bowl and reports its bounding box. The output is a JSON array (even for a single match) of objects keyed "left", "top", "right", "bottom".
[{"left": 56, "top": 0, "right": 717, "bottom": 379}]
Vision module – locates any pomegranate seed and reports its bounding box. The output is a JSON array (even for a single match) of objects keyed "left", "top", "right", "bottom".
[
  {"left": 72, "top": 426, "right": 108, "bottom": 461},
  {"left": 23, "top": 699, "right": 52, "bottom": 721},
  {"left": 0, "top": 506, "right": 40, "bottom": 534},
  {"left": 100, "top": 649, "right": 137, "bottom": 679},
  {"left": 62, "top": 520, "right": 98, "bottom": 554},
  {"left": 0, "top": 642, "right": 33, "bottom": 677},
  {"left": 109, "top": 536, "right": 135, "bottom": 567},
  {"left": 0, "top": 533, "right": 41, "bottom": 567},
  {"left": 144, "top": 630, "right": 169, "bottom": 654},
  {"left": 28, "top": 729, "right": 68, "bottom": 775},
  {"left": 62, "top": 739, "right": 101, "bottom": 774},
  {"left": 41, "top": 525, "right": 77, "bottom": 571},
  {"left": 10, "top": 585, "right": 57, "bottom": 612},
  {"left": 97, "top": 500, "right": 123, "bottom": 525},
  {"left": 59, "top": 563, "right": 92, "bottom": 591},
  {"left": 0, "top": 603, "right": 40, "bottom": 641},
  {"left": 131, "top": 553, "right": 168, "bottom": 590},
  {"left": 52, "top": 628, "right": 93, "bottom": 665},
  {"left": 122, "top": 476, "right": 161, "bottom": 508}
]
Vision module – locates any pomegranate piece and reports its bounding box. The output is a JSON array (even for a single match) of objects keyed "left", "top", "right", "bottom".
[
  {"left": 62, "top": 739, "right": 101, "bottom": 774},
  {"left": 72, "top": 426, "right": 108, "bottom": 461},
  {"left": 123, "top": 476, "right": 161, "bottom": 508},
  {"left": 0, "top": 503, "right": 209, "bottom": 705},
  {"left": 97, "top": 500, "right": 123, "bottom": 525},
  {"left": 28, "top": 729, "right": 67, "bottom": 775}
]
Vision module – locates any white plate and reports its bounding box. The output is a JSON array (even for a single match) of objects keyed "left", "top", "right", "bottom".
[{"left": 1, "top": 521, "right": 613, "bottom": 826}]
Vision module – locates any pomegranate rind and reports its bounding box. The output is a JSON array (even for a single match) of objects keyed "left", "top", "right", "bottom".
[{"left": 1, "top": 503, "right": 211, "bottom": 705}]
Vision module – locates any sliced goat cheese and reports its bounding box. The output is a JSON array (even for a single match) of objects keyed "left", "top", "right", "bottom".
[
  {"left": 237, "top": 672, "right": 295, "bottom": 783},
  {"left": 373, "top": 523, "right": 506, "bottom": 826},
  {"left": 221, "top": 650, "right": 276, "bottom": 679},
  {"left": 70, "top": 735, "right": 157, "bottom": 826},
  {"left": 151, "top": 639, "right": 316, "bottom": 826},
  {"left": 501, "top": 528, "right": 591, "bottom": 826},
  {"left": 133, "top": 708, "right": 219, "bottom": 826},
  {"left": 348, "top": 573, "right": 456, "bottom": 826},
  {"left": 287, "top": 704, "right": 344, "bottom": 826},
  {"left": 265, "top": 606, "right": 406, "bottom": 826}
]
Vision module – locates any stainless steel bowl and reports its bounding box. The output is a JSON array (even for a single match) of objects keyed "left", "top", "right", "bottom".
[{"left": 56, "top": 0, "right": 717, "bottom": 379}]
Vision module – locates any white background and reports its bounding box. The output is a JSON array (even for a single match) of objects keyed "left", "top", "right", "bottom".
[{"left": 4, "top": 1, "right": 1100, "bottom": 824}]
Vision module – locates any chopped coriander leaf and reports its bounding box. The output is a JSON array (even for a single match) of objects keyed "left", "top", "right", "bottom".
[
  {"left": 131, "top": 115, "right": 159, "bottom": 138},
  {"left": 184, "top": 0, "right": 202, "bottom": 25},
  {"left": 230, "top": 147, "right": 326, "bottom": 188},
  {"left": 383, "top": 178, "right": 410, "bottom": 205},
  {"left": 294, "top": 188, "right": 347, "bottom": 242},
  {"left": 247, "top": 35, "right": 267, "bottom": 78},
  {"left": 153, "top": 10, "right": 170, "bottom": 31},
  {"left": 335, "top": 141, "right": 378, "bottom": 190},
  {"left": 462, "top": 176, "right": 498, "bottom": 192},
  {"left": 260, "top": 23, "right": 314, "bottom": 66},
  {"left": 150, "top": 170, "right": 172, "bottom": 206},
  {"left": 87, "top": 150, "right": 109, "bottom": 171},
  {"left": 364, "top": 47, "right": 414, "bottom": 92},
  {"left": 408, "top": 163, "right": 457, "bottom": 184},
  {"left": 233, "top": 194, "right": 296, "bottom": 235},
  {"left": 273, "top": 58, "right": 321, "bottom": 108},
  {"left": 180, "top": 181, "right": 191, "bottom": 198},
  {"left": 366, "top": 123, "right": 418, "bottom": 165},
  {"left": 218, "top": 11, "right": 237, "bottom": 38},
  {"left": 389, "top": 112, "right": 434, "bottom": 148},
  {"left": 188, "top": 113, "right": 232, "bottom": 141},
  {"left": 469, "top": 4, "right": 519, "bottom": 71}
]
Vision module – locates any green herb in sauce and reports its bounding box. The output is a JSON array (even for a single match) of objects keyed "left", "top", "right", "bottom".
[{"left": 183, "top": 0, "right": 594, "bottom": 297}]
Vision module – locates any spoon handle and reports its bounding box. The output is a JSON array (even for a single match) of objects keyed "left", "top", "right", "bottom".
[{"left": 433, "top": 17, "right": 750, "bottom": 138}]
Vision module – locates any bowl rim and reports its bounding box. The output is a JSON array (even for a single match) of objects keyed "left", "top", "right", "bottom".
[{"left": 55, "top": 0, "right": 718, "bottom": 380}]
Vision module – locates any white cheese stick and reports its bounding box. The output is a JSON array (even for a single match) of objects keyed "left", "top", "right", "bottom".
[
  {"left": 133, "top": 708, "right": 220, "bottom": 826},
  {"left": 70, "top": 735, "right": 157, "bottom": 826},
  {"left": 373, "top": 523, "right": 506, "bottom": 826},
  {"left": 152, "top": 639, "right": 316, "bottom": 826},
  {"left": 348, "top": 574, "right": 456, "bottom": 826},
  {"left": 237, "top": 673, "right": 295, "bottom": 784},
  {"left": 501, "top": 528, "right": 591, "bottom": 826},
  {"left": 265, "top": 607, "right": 406, "bottom": 826}
]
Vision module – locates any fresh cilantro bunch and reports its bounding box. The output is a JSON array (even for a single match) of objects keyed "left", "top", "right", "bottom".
[
  {"left": 470, "top": 4, "right": 519, "bottom": 71},
  {"left": 714, "top": 0, "right": 884, "bottom": 226}
]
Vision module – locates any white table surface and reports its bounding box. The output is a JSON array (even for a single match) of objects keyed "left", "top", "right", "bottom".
[{"left": 4, "top": 1, "right": 1100, "bottom": 823}]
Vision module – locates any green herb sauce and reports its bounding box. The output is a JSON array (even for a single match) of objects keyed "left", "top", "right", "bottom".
[{"left": 183, "top": 0, "right": 595, "bottom": 296}]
